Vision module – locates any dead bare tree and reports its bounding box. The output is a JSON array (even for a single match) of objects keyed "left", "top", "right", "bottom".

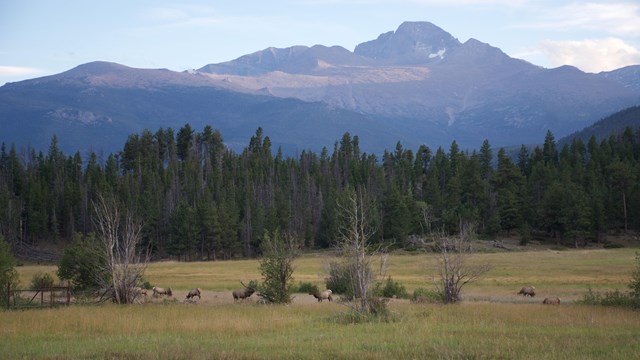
[
  {"left": 433, "top": 222, "right": 491, "bottom": 304},
  {"left": 336, "top": 188, "right": 377, "bottom": 314},
  {"left": 417, "top": 201, "right": 436, "bottom": 234},
  {"left": 93, "top": 195, "right": 149, "bottom": 304}
]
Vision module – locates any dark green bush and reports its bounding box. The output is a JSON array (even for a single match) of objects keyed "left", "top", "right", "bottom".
[
  {"left": 57, "top": 233, "right": 109, "bottom": 291},
  {"left": 293, "top": 281, "right": 319, "bottom": 294},
  {"left": 0, "top": 235, "right": 19, "bottom": 307},
  {"left": 30, "top": 272, "right": 55, "bottom": 290},
  {"left": 578, "top": 287, "right": 600, "bottom": 306},
  {"left": 603, "top": 242, "right": 624, "bottom": 249},
  {"left": 411, "top": 287, "right": 443, "bottom": 303},
  {"left": 379, "top": 276, "right": 408, "bottom": 299},
  {"left": 325, "top": 261, "right": 354, "bottom": 299},
  {"left": 578, "top": 287, "right": 633, "bottom": 308},
  {"left": 600, "top": 290, "right": 633, "bottom": 307},
  {"left": 257, "top": 230, "right": 297, "bottom": 304}
]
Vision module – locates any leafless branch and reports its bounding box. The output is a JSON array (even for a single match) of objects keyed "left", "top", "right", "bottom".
[
  {"left": 92, "top": 194, "right": 149, "bottom": 304},
  {"left": 335, "top": 188, "right": 379, "bottom": 314},
  {"left": 432, "top": 223, "right": 491, "bottom": 304}
]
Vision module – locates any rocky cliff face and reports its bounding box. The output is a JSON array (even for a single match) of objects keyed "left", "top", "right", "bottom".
[{"left": 354, "top": 21, "right": 462, "bottom": 64}]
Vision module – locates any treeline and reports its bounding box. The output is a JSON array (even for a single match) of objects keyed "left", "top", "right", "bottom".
[{"left": 1, "top": 124, "right": 639, "bottom": 260}]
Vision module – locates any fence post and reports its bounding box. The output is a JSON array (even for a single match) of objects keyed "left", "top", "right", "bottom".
[
  {"left": 6, "top": 282, "right": 9, "bottom": 310},
  {"left": 66, "top": 283, "right": 71, "bottom": 306}
]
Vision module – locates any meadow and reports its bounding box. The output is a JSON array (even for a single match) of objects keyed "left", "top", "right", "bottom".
[{"left": 2, "top": 247, "right": 640, "bottom": 359}]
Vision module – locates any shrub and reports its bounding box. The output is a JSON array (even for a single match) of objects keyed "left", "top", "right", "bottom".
[
  {"left": 329, "top": 296, "right": 398, "bottom": 324},
  {"left": 325, "top": 261, "right": 354, "bottom": 299},
  {"left": 411, "top": 288, "right": 443, "bottom": 303},
  {"left": 57, "top": 233, "right": 109, "bottom": 291},
  {"left": 0, "top": 235, "right": 19, "bottom": 307},
  {"left": 293, "top": 281, "right": 319, "bottom": 294},
  {"left": 379, "top": 276, "right": 408, "bottom": 299},
  {"left": 257, "top": 230, "right": 297, "bottom": 304},
  {"left": 600, "top": 290, "right": 633, "bottom": 307},
  {"left": 30, "top": 272, "right": 55, "bottom": 290},
  {"left": 578, "top": 287, "right": 600, "bottom": 306},
  {"left": 579, "top": 253, "right": 640, "bottom": 310},
  {"left": 603, "top": 242, "right": 624, "bottom": 249},
  {"left": 366, "top": 295, "right": 391, "bottom": 319},
  {"left": 578, "top": 287, "right": 633, "bottom": 308}
]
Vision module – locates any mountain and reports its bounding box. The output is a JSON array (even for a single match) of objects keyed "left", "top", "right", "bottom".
[
  {"left": 354, "top": 21, "right": 461, "bottom": 64},
  {"left": 198, "top": 22, "right": 640, "bottom": 148},
  {"left": 0, "top": 62, "right": 404, "bottom": 156},
  {"left": 559, "top": 105, "right": 640, "bottom": 146},
  {"left": 599, "top": 65, "right": 640, "bottom": 93},
  {"left": 199, "top": 45, "right": 372, "bottom": 76},
  {"left": 1, "top": 21, "right": 640, "bottom": 156}
]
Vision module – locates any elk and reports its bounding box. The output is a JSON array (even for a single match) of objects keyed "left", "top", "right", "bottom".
[
  {"left": 186, "top": 288, "right": 202, "bottom": 300},
  {"left": 310, "top": 289, "right": 333, "bottom": 302},
  {"left": 517, "top": 286, "right": 536, "bottom": 297},
  {"left": 152, "top": 286, "right": 173, "bottom": 297},
  {"left": 232, "top": 281, "right": 255, "bottom": 301},
  {"left": 131, "top": 287, "right": 147, "bottom": 297},
  {"left": 542, "top": 297, "right": 560, "bottom": 305}
]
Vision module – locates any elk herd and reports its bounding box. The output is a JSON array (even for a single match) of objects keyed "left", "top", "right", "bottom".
[
  {"left": 517, "top": 286, "right": 561, "bottom": 305},
  {"left": 132, "top": 282, "right": 337, "bottom": 305},
  {"left": 132, "top": 284, "right": 559, "bottom": 305}
]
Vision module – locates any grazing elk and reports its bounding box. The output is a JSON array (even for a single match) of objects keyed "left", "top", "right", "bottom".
[
  {"left": 232, "top": 281, "right": 256, "bottom": 301},
  {"left": 131, "top": 287, "right": 147, "bottom": 297},
  {"left": 128, "top": 287, "right": 148, "bottom": 304},
  {"left": 152, "top": 286, "right": 173, "bottom": 297},
  {"left": 517, "top": 286, "right": 536, "bottom": 297},
  {"left": 542, "top": 297, "right": 561, "bottom": 305},
  {"left": 186, "top": 288, "right": 202, "bottom": 300},
  {"left": 310, "top": 289, "right": 333, "bottom": 302}
]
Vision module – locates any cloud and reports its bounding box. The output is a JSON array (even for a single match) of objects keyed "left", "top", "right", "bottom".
[
  {"left": 531, "top": 38, "right": 640, "bottom": 73},
  {"left": 142, "top": 5, "right": 226, "bottom": 29},
  {"left": 522, "top": 2, "right": 640, "bottom": 37},
  {"left": 0, "top": 66, "right": 45, "bottom": 76}
]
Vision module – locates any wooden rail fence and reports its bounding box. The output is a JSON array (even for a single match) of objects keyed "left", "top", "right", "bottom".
[{"left": 6, "top": 283, "right": 71, "bottom": 309}]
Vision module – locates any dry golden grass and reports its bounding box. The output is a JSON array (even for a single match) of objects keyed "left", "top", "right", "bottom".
[{"left": 5, "top": 247, "right": 638, "bottom": 359}]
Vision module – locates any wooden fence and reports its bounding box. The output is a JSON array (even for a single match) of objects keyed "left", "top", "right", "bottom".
[{"left": 6, "top": 283, "right": 71, "bottom": 309}]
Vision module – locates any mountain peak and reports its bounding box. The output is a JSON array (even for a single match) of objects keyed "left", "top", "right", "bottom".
[
  {"left": 354, "top": 21, "right": 461, "bottom": 64},
  {"left": 62, "top": 61, "right": 131, "bottom": 77}
]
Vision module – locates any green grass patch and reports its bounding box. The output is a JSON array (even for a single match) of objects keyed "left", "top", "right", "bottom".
[{"left": 2, "top": 302, "right": 639, "bottom": 359}]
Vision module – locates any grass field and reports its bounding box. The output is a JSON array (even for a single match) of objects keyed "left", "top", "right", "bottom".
[{"left": 3, "top": 247, "right": 640, "bottom": 359}]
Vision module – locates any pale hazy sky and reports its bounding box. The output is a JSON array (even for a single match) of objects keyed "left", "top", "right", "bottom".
[{"left": 1, "top": 0, "right": 639, "bottom": 85}]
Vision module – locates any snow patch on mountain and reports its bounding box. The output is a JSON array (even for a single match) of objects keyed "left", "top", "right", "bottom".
[{"left": 429, "top": 48, "right": 446, "bottom": 59}]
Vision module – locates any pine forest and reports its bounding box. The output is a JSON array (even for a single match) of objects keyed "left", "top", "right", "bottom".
[{"left": 1, "top": 123, "right": 639, "bottom": 260}]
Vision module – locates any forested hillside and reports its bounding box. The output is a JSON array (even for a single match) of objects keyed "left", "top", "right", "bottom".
[
  {"left": 560, "top": 106, "right": 640, "bottom": 146},
  {"left": 1, "top": 123, "right": 639, "bottom": 260}
]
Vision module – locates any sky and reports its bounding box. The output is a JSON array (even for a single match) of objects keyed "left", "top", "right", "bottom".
[{"left": 1, "top": 0, "right": 639, "bottom": 85}]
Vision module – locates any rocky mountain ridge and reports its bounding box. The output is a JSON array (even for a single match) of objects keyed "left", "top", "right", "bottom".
[{"left": 1, "top": 21, "right": 638, "bottom": 156}]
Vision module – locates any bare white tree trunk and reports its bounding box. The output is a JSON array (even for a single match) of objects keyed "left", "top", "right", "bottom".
[
  {"left": 337, "top": 189, "right": 376, "bottom": 314},
  {"left": 93, "top": 195, "right": 149, "bottom": 304}
]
